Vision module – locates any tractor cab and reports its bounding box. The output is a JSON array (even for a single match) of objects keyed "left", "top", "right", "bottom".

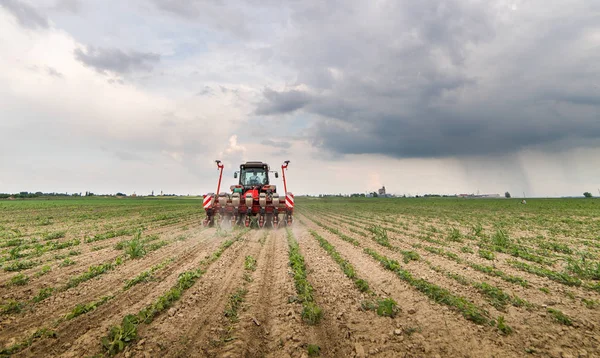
[{"left": 234, "top": 162, "right": 278, "bottom": 190}]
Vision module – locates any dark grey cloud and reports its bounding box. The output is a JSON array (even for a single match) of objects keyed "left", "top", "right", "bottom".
[
  {"left": 53, "top": 0, "right": 81, "bottom": 13},
  {"left": 74, "top": 46, "right": 160, "bottom": 74},
  {"left": 255, "top": 89, "right": 312, "bottom": 115},
  {"left": 150, "top": 0, "right": 252, "bottom": 38},
  {"left": 1, "top": 0, "right": 49, "bottom": 29},
  {"left": 261, "top": 139, "right": 291, "bottom": 149},
  {"left": 255, "top": 0, "right": 600, "bottom": 159}
]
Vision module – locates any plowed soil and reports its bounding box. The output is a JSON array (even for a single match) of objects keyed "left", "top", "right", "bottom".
[{"left": 1, "top": 197, "right": 599, "bottom": 358}]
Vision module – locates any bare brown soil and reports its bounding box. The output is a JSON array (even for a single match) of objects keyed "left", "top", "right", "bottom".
[{"left": 1, "top": 206, "right": 599, "bottom": 358}]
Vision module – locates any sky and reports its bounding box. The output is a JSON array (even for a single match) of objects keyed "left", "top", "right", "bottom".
[{"left": 0, "top": 0, "right": 599, "bottom": 197}]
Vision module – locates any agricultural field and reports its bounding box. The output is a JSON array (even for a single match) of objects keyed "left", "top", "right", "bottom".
[{"left": 1, "top": 197, "right": 599, "bottom": 357}]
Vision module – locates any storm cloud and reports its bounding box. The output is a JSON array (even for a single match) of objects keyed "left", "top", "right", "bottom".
[
  {"left": 1, "top": 0, "right": 49, "bottom": 29},
  {"left": 74, "top": 46, "right": 160, "bottom": 74},
  {"left": 256, "top": 0, "right": 600, "bottom": 158},
  {"left": 1, "top": 0, "right": 599, "bottom": 197}
]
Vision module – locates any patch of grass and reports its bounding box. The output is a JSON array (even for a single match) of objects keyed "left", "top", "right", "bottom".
[
  {"left": 404, "top": 326, "right": 421, "bottom": 336},
  {"left": 244, "top": 256, "right": 257, "bottom": 271},
  {"left": 9, "top": 273, "right": 29, "bottom": 286},
  {"left": 307, "top": 344, "right": 321, "bottom": 357},
  {"left": 547, "top": 308, "right": 572, "bottom": 325},
  {"left": 224, "top": 288, "right": 247, "bottom": 322}
]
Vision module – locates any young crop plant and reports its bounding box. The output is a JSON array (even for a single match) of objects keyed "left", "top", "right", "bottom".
[
  {"left": 547, "top": 308, "right": 572, "bottom": 325},
  {"left": 4, "top": 260, "right": 37, "bottom": 272},
  {"left": 102, "top": 314, "right": 138, "bottom": 356},
  {"left": 65, "top": 295, "right": 113, "bottom": 320},
  {"left": 0, "top": 328, "right": 56, "bottom": 356},
  {"left": 448, "top": 228, "right": 463, "bottom": 242},
  {"left": 44, "top": 231, "right": 66, "bottom": 240},
  {"left": 472, "top": 224, "right": 484, "bottom": 237},
  {"left": 1, "top": 299, "right": 24, "bottom": 314},
  {"left": 100, "top": 230, "right": 248, "bottom": 356},
  {"left": 125, "top": 236, "right": 146, "bottom": 259},
  {"left": 398, "top": 250, "right": 420, "bottom": 263},
  {"left": 8, "top": 273, "right": 29, "bottom": 286},
  {"left": 364, "top": 248, "right": 490, "bottom": 325},
  {"left": 508, "top": 260, "right": 582, "bottom": 287},
  {"left": 309, "top": 230, "right": 370, "bottom": 293},
  {"left": 461, "top": 246, "right": 474, "bottom": 254},
  {"left": 224, "top": 288, "right": 248, "bottom": 322},
  {"left": 376, "top": 297, "right": 398, "bottom": 318},
  {"left": 307, "top": 344, "right": 321, "bottom": 357},
  {"left": 496, "top": 315, "right": 513, "bottom": 335},
  {"left": 34, "top": 265, "right": 52, "bottom": 277},
  {"left": 244, "top": 255, "right": 257, "bottom": 271},
  {"left": 582, "top": 298, "right": 599, "bottom": 309},
  {"left": 566, "top": 256, "right": 600, "bottom": 280},
  {"left": 123, "top": 258, "right": 174, "bottom": 290},
  {"left": 491, "top": 229, "right": 511, "bottom": 249},
  {"left": 32, "top": 287, "right": 54, "bottom": 303},
  {"left": 287, "top": 228, "right": 322, "bottom": 325},
  {"left": 59, "top": 258, "right": 76, "bottom": 267},
  {"left": 478, "top": 249, "right": 496, "bottom": 261},
  {"left": 368, "top": 225, "right": 391, "bottom": 247},
  {"left": 65, "top": 257, "right": 124, "bottom": 289}
]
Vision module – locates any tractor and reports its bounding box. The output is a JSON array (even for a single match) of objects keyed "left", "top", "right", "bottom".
[{"left": 202, "top": 160, "right": 294, "bottom": 228}]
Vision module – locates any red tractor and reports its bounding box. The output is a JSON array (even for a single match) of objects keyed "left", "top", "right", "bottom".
[{"left": 202, "top": 160, "right": 294, "bottom": 228}]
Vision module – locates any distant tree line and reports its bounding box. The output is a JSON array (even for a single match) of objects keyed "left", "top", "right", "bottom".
[{"left": 0, "top": 192, "right": 74, "bottom": 199}]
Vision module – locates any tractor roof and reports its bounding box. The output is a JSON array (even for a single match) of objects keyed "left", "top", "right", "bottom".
[{"left": 241, "top": 161, "right": 270, "bottom": 170}]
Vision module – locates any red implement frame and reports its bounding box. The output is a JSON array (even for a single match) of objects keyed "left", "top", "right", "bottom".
[
  {"left": 281, "top": 160, "right": 290, "bottom": 194},
  {"left": 214, "top": 160, "right": 224, "bottom": 208}
]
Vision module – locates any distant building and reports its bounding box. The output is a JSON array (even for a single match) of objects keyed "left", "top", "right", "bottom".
[{"left": 378, "top": 186, "right": 386, "bottom": 196}]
